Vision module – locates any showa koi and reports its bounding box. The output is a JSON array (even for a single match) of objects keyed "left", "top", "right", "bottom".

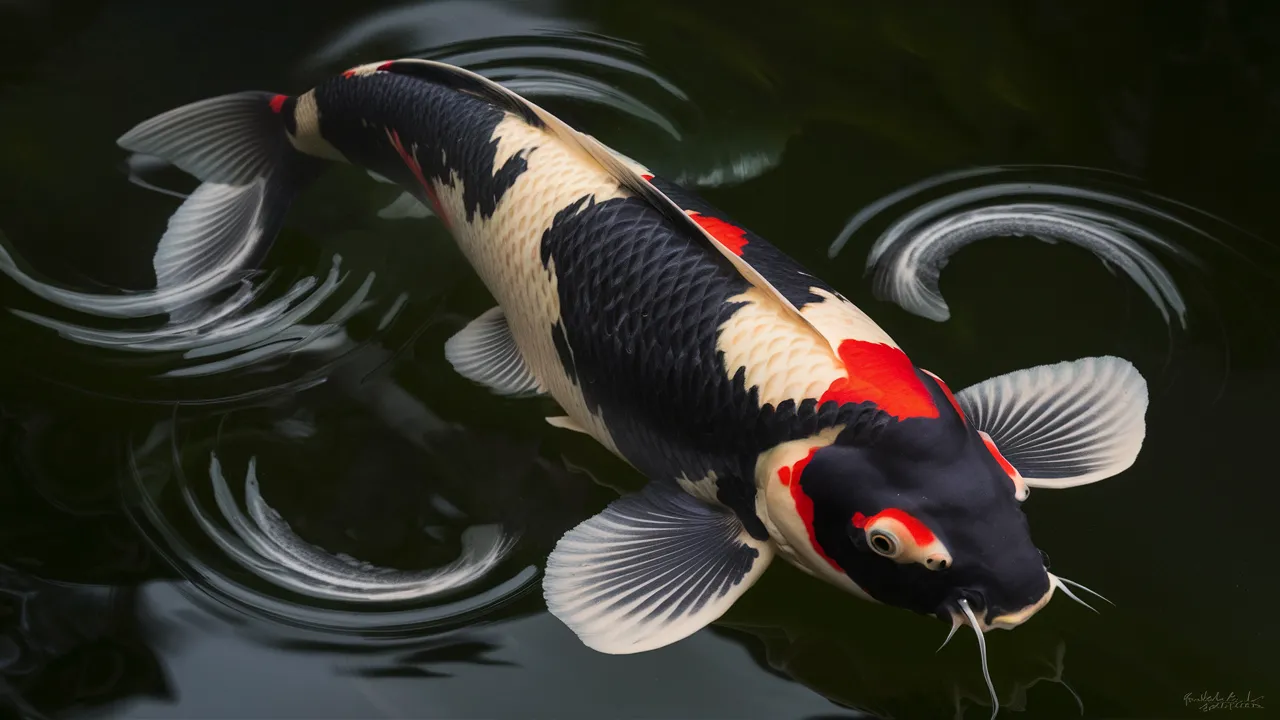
[{"left": 119, "top": 59, "right": 1146, "bottom": 717}]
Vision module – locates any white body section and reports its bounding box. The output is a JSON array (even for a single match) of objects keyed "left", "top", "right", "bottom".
[{"left": 428, "top": 115, "right": 632, "bottom": 454}]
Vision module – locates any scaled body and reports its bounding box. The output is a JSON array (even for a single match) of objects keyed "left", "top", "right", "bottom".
[{"left": 117, "top": 59, "right": 1149, "bottom": 686}]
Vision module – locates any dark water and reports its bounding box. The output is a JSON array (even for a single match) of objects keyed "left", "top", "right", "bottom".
[{"left": 1, "top": 1, "right": 1278, "bottom": 718}]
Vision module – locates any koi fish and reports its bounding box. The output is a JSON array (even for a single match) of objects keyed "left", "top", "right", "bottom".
[{"left": 118, "top": 59, "right": 1147, "bottom": 715}]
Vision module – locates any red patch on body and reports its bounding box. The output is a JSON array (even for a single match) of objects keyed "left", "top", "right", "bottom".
[
  {"left": 690, "top": 213, "right": 748, "bottom": 256},
  {"left": 386, "top": 129, "right": 451, "bottom": 229},
  {"left": 268, "top": 94, "right": 287, "bottom": 114},
  {"left": 923, "top": 369, "right": 965, "bottom": 424},
  {"left": 377, "top": 61, "right": 395, "bottom": 72},
  {"left": 342, "top": 68, "right": 358, "bottom": 78},
  {"left": 640, "top": 173, "right": 654, "bottom": 181},
  {"left": 819, "top": 340, "right": 938, "bottom": 420},
  {"left": 777, "top": 448, "right": 841, "bottom": 571},
  {"left": 979, "top": 431, "right": 1019, "bottom": 479},
  {"left": 852, "top": 508, "right": 937, "bottom": 546}
]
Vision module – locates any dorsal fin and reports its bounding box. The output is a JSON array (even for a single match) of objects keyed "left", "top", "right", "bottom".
[{"left": 376, "top": 58, "right": 833, "bottom": 350}]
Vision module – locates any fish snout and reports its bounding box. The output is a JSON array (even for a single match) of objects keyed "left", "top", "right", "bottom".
[{"left": 948, "top": 572, "right": 1054, "bottom": 632}]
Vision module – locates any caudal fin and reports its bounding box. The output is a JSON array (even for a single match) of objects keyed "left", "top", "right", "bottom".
[{"left": 117, "top": 91, "right": 317, "bottom": 319}]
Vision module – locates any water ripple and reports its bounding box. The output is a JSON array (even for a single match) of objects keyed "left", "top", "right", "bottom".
[
  {"left": 125, "top": 412, "right": 536, "bottom": 634},
  {"left": 306, "top": 0, "right": 792, "bottom": 189},
  {"left": 197, "top": 453, "right": 515, "bottom": 603},
  {"left": 827, "top": 166, "right": 1253, "bottom": 329}
]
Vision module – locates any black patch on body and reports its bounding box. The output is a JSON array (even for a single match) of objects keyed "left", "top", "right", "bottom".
[
  {"left": 649, "top": 177, "right": 842, "bottom": 310},
  {"left": 378, "top": 61, "right": 545, "bottom": 128},
  {"left": 303, "top": 69, "right": 883, "bottom": 537},
  {"left": 715, "top": 475, "right": 769, "bottom": 540},
  {"left": 311, "top": 72, "right": 530, "bottom": 223},
  {"left": 538, "top": 178, "right": 881, "bottom": 534},
  {"left": 279, "top": 97, "right": 299, "bottom": 135}
]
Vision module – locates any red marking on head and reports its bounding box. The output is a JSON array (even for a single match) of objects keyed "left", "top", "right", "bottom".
[
  {"left": 268, "top": 94, "right": 288, "bottom": 114},
  {"left": 386, "top": 129, "right": 451, "bottom": 229},
  {"left": 640, "top": 173, "right": 654, "bottom": 181},
  {"left": 690, "top": 213, "right": 748, "bottom": 256},
  {"left": 783, "top": 447, "right": 842, "bottom": 571},
  {"left": 819, "top": 340, "right": 938, "bottom": 420},
  {"left": 979, "top": 431, "right": 1019, "bottom": 479},
  {"left": 853, "top": 508, "right": 937, "bottom": 546}
]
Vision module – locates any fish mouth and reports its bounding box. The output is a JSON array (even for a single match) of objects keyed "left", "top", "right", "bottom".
[
  {"left": 939, "top": 590, "right": 1054, "bottom": 720},
  {"left": 943, "top": 570, "right": 1058, "bottom": 633},
  {"left": 983, "top": 581, "right": 1056, "bottom": 630}
]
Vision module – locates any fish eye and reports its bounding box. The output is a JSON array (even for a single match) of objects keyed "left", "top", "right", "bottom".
[{"left": 868, "top": 529, "right": 901, "bottom": 558}]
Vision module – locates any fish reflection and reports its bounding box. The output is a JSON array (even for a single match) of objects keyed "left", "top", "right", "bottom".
[
  {"left": 717, "top": 614, "right": 1082, "bottom": 719},
  {"left": 263, "top": 635, "right": 515, "bottom": 680}
]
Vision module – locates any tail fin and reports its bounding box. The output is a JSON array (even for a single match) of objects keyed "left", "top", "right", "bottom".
[{"left": 117, "top": 92, "right": 317, "bottom": 319}]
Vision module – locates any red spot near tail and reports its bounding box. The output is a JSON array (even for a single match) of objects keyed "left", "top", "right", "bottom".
[
  {"left": 819, "top": 340, "right": 938, "bottom": 420},
  {"left": 386, "top": 129, "right": 451, "bottom": 229},
  {"left": 690, "top": 213, "right": 749, "bottom": 256},
  {"left": 377, "top": 61, "right": 395, "bottom": 71},
  {"left": 640, "top": 173, "right": 654, "bottom": 181},
  {"left": 979, "top": 431, "right": 1019, "bottom": 480},
  {"left": 342, "top": 68, "right": 358, "bottom": 78},
  {"left": 780, "top": 448, "right": 842, "bottom": 571},
  {"left": 268, "top": 94, "right": 288, "bottom": 114},
  {"left": 853, "top": 508, "right": 937, "bottom": 546}
]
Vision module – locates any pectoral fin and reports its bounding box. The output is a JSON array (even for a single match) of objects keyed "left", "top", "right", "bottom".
[
  {"left": 378, "top": 191, "right": 434, "bottom": 220},
  {"left": 444, "top": 306, "right": 545, "bottom": 397},
  {"left": 543, "top": 482, "right": 774, "bottom": 654},
  {"left": 957, "top": 356, "right": 1148, "bottom": 488},
  {"left": 546, "top": 416, "right": 587, "bottom": 434}
]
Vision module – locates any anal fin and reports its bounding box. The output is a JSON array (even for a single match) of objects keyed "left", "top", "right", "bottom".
[
  {"left": 444, "top": 306, "right": 545, "bottom": 397},
  {"left": 544, "top": 482, "right": 774, "bottom": 654}
]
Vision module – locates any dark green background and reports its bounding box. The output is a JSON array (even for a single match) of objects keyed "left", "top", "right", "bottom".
[{"left": 0, "top": 1, "right": 1277, "bottom": 718}]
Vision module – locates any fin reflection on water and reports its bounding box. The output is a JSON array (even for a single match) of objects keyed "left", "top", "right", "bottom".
[
  {"left": 718, "top": 616, "right": 1084, "bottom": 719},
  {"left": 123, "top": 340, "right": 606, "bottom": 634},
  {"left": 828, "top": 165, "right": 1247, "bottom": 330},
  {"left": 194, "top": 453, "right": 516, "bottom": 604},
  {"left": 0, "top": 228, "right": 379, "bottom": 382},
  {"left": 127, "top": 418, "right": 540, "bottom": 634}
]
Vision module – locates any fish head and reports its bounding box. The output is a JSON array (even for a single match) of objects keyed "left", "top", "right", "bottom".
[{"left": 758, "top": 411, "right": 1052, "bottom": 630}]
